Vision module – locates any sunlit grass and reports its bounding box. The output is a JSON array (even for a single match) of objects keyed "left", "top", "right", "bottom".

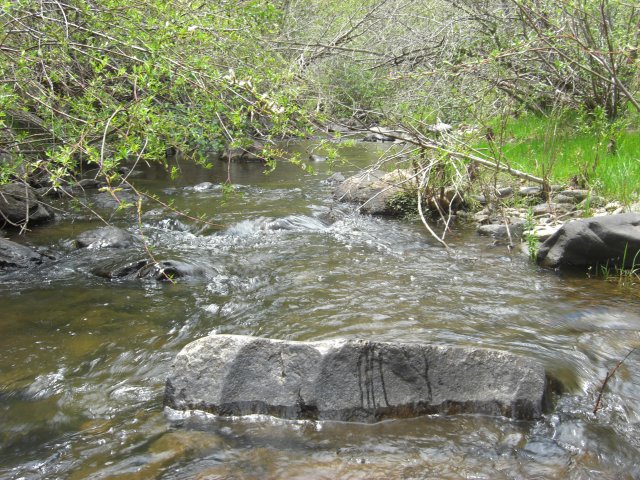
[{"left": 476, "top": 112, "right": 640, "bottom": 203}]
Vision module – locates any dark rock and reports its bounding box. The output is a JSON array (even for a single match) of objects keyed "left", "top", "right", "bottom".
[
  {"left": 0, "top": 182, "right": 55, "bottom": 228},
  {"left": 537, "top": 213, "right": 640, "bottom": 270},
  {"left": 76, "top": 226, "right": 137, "bottom": 249},
  {"left": 222, "top": 141, "right": 264, "bottom": 162},
  {"left": 77, "top": 178, "right": 105, "bottom": 190},
  {"left": 94, "top": 258, "right": 208, "bottom": 281},
  {"left": 0, "top": 238, "right": 44, "bottom": 270},
  {"left": 138, "top": 260, "right": 208, "bottom": 281},
  {"left": 165, "top": 335, "right": 547, "bottom": 422},
  {"left": 496, "top": 187, "right": 514, "bottom": 198}
]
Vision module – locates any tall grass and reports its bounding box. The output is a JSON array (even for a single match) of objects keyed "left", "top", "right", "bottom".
[{"left": 477, "top": 112, "right": 640, "bottom": 203}]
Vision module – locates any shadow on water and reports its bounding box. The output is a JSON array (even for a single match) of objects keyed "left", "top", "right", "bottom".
[{"left": 1, "top": 142, "right": 640, "bottom": 478}]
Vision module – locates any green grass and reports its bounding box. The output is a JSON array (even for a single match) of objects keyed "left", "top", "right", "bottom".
[{"left": 476, "top": 112, "right": 640, "bottom": 203}]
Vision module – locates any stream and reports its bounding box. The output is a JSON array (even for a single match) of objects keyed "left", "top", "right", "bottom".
[{"left": 1, "top": 141, "right": 639, "bottom": 479}]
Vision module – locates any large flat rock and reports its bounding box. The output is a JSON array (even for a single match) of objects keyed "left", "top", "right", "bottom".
[{"left": 164, "top": 335, "right": 547, "bottom": 422}]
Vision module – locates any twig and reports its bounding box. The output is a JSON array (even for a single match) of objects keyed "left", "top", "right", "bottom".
[{"left": 593, "top": 347, "right": 638, "bottom": 414}]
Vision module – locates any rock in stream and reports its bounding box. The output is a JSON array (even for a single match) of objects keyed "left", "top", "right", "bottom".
[
  {"left": 537, "top": 213, "right": 640, "bottom": 270},
  {"left": 164, "top": 335, "right": 547, "bottom": 422}
]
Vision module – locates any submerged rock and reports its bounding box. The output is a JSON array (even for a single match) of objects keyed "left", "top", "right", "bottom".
[
  {"left": 165, "top": 335, "right": 547, "bottom": 422},
  {"left": 0, "top": 238, "right": 44, "bottom": 270},
  {"left": 0, "top": 182, "right": 55, "bottom": 228},
  {"left": 76, "top": 226, "right": 137, "bottom": 249},
  {"left": 95, "top": 258, "right": 208, "bottom": 281},
  {"left": 537, "top": 213, "right": 640, "bottom": 270}
]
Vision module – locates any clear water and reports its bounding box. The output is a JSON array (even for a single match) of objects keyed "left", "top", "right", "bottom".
[{"left": 1, "top": 142, "right": 639, "bottom": 479}]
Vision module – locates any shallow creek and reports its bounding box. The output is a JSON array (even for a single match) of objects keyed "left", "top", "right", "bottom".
[{"left": 1, "top": 142, "right": 639, "bottom": 479}]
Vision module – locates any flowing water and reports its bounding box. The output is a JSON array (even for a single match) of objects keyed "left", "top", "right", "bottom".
[{"left": 1, "top": 142, "right": 639, "bottom": 479}]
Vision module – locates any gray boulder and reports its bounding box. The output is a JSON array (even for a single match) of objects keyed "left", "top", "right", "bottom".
[
  {"left": 0, "top": 182, "right": 54, "bottom": 228},
  {"left": 164, "top": 335, "right": 547, "bottom": 422},
  {"left": 537, "top": 213, "right": 640, "bottom": 269},
  {"left": 334, "top": 170, "right": 411, "bottom": 215},
  {"left": 76, "top": 226, "right": 137, "bottom": 249},
  {"left": 0, "top": 238, "right": 44, "bottom": 270}
]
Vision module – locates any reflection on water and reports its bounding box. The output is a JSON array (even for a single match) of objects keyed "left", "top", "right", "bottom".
[{"left": 1, "top": 143, "right": 639, "bottom": 479}]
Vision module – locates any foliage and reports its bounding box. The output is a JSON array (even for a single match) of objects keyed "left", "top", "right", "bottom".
[
  {"left": 1, "top": 0, "right": 638, "bottom": 208},
  {"left": 0, "top": 0, "right": 309, "bottom": 190}
]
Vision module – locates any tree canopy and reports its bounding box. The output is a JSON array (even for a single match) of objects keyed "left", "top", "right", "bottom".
[{"left": 1, "top": 0, "right": 638, "bottom": 192}]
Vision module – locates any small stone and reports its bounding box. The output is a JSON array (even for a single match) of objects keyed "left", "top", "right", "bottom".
[
  {"left": 222, "top": 140, "right": 264, "bottom": 161},
  {"left": 77, "top": 178, "right": 104, "bottom": 190},
  {"left": 309, "top": 154, "right": 327, "bottom": 162},
  {"left": 496, "top": 187, "right": 513, "bottom": 198},
  {"left": 578, "top": 196, "right": 605, "bottom": 208},
  {"left": 554, "top": 194, "right": 580, "bottom": 204},
  {"left": 477, "top": 218, "right": 525, "bottom": 240},
  {"left": 559, "top": 189, "right": 590, "bottom": 202},
  {"left": 532, "top": 203, "right": 574, "bottom": 216}
]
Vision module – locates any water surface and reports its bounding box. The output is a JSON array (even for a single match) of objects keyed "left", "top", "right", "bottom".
[{"left": 1, "top": 142, "right": 639, "bottom": 479}]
